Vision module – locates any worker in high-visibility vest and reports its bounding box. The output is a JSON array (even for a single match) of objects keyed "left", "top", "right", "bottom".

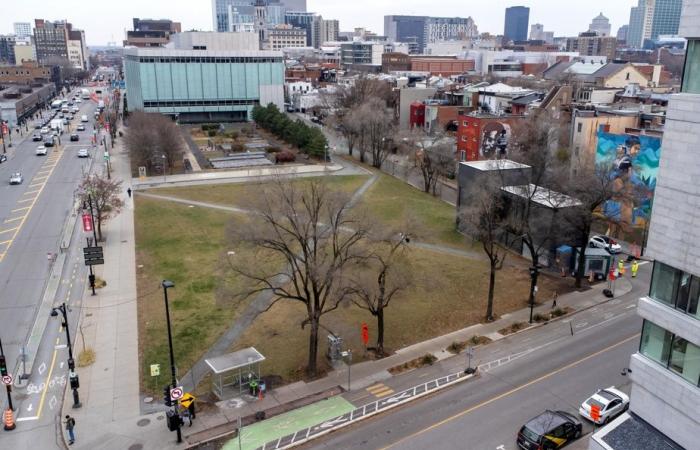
[
  {"left": 618, "top": 259, "right": 625, "bottom": 276},
  {"left": 631, "top": 260, "right": 639, "bottom": 278}
]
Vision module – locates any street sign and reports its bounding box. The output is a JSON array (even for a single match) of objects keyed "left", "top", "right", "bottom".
[
  {"left": 1, "top": 374, "right": 12, "bottom": 385},
  {"left": 82, "top": 213, "right": 93, "bottom": 233},
  {"left": 138, "top": 166, "right": 147, "bottom": 179},
  {"left": 150, "top": 364, "right": 160, "bottom": 377},
  {"left": 170, "top": 386, "right": 184, "bottom": 400},
  {"left": 179, "top": 392, "right": 195, "bottom": 409},
  {"left": 83, "top": 246, "right": 104, "bottom": 266}
]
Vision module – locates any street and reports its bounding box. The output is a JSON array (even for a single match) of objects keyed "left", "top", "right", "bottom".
[
  {"left": 304, "top": 268, "right": 648, "bottom": 450},
  {"left": 0, "top": 85, "right": 112, "bottom": 449}
]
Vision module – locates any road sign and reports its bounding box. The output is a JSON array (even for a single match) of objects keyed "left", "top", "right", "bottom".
[
  {"left": 150, "top": 364, "right": 160, "bottom": 377},
  {"left": 170, "top": 386, "right": 184, "bottom": 400},
  {"left": 83, "top": 246, "right": 104, "bottom": 266},
  {"left": 179, "top": 392, "right": 195, "bottom": 409},
  {"left": 82, "top": 213, "right": 93, "bottom": 233},
  {"left": 361, "top": 323, "right": 369, "bottom": 346},
  {"left": 2, "top": 374, "right": 12, "bottom": 385},
  {"left": 138, "top": 166, "right": 147, "bottom": 179}
]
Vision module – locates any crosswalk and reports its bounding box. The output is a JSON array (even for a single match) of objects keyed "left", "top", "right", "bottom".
[{"left": 366, "top": 383, "right": 394, "bottom": 398}]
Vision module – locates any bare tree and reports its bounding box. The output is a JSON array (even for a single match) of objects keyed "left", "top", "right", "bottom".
[
  {"left": 349, "top": 233, "right": 410, "bottom": 356},
  {"left": 78, "top": 173, "right": 124, "bottom": 241},
  {"left": 460, "top": 180, "right": 508, "bottom": 321},
  {"left": 228, "top": 178, "right": 369, "bottom": 377},
  {"left": 399, "top": 129, "right": 456, "bottom": 195},
  {"left": 124, "top": 111, "right": 183, "bottom": 174}
]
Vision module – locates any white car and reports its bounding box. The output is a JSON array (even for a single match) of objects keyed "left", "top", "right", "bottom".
[
  {"left": 9, "top": 172, "right": 23, "bottom": 185},
  {"left": 579, "top": 387, "right": 629, "bottom": 425},
  {"left": 40, "top": 127, "right": 50, "bottom": 134},
  {"left": 36, "top": 145, "right": 47, "bottom": 156},
  {"left": 77, "top": 148, "right": 89, "bottom": 158},
  {"left": 589, "top": 235, "right": 622, "bottom": 254}
]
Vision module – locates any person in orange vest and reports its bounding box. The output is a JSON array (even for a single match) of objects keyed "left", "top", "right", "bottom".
[{"left": 631, "top": 260, "right": 639, "bottom": 278}]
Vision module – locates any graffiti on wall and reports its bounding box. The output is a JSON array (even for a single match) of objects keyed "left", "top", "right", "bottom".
[
  {"left": 480, "top": 122, "right": 511, "bottom": 159},
  {"left": 595, "top": 129, "right": 661, "bottom": 227}
]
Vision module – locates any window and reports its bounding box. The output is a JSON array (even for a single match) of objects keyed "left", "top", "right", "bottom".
[
  {"left": 682, "top": 40, "right": 700, "bottom": 94},
  {"left": 640, "top": 320, "right": 672, "bottom": 365},
  {"left": 668, "top": 336, "right": 700, "bottom": 385},
  {"left": 650, "top": 261, "right": 680, "bottom": 307},
  {"left": 577, "top": 122, "right": 582, "bottom": 133}
]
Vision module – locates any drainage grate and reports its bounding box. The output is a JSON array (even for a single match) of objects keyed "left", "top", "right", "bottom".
[{"left": 136, "top": 418, "right": 150, "bottom": 427}]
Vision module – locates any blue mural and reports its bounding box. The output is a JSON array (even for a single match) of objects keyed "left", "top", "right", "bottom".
[{"left": 595, "top": 129, "right": 661, "bottom": 227}]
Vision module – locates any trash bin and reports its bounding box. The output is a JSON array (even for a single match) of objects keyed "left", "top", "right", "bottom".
[{"left": 249, "top": 379, "right": 259, "bottom": 396}]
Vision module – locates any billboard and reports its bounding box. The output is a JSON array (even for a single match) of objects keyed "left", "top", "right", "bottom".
[{"left": 595, "top": 129, "right": 661, "bottom": 228}]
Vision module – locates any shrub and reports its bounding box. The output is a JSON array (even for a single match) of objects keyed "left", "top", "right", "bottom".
[
  {"left": 551, "top": 307, "right": 567, "bottom": 317},
  {"left": 420, "top": 354, "right": 437, "bottom": 366},
  {"left": 275, "top": 150, "right": 296, "bottom": 163},
  {"left": 232, "top": 143, "right": 245, "bottom": 152},
  {"left": 533, "top": 313, "right": 550, "bottom": 323},
  {"left": 207, "top": 130, "right": 217, "bottom": 137},
  {"left": 447, "top": 341, "right": 466, "bottom": 354},
  {"left": 267, "top": 146, "right": 281, "bottom": 153},
  {"left": 201, "top": 123, "right": 218, "bottom": 132}
]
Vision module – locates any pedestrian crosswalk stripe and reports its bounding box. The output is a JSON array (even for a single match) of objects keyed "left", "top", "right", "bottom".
[{"left": 366, "top": 383, "right": 394, "bottom": 398}]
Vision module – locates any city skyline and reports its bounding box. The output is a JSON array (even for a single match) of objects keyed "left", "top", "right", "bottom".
[{"left": 1, "top": 0, "right": 637, "bottom": 45}]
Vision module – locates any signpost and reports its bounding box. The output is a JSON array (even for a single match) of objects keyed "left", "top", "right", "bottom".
[
  {"left": 1, "top": 374, "right": 12, "bottom": 385},
  {"left": 169, "top": 386, "right": 184, "bottom": 401},
  {"left": 82, "top": 246, "right": 104, "bottom": 266}
]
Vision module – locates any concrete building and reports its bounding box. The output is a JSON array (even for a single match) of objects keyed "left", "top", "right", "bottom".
[
  {"left": 265, "top": 26, "right": 307, "bottom": 50},
  {"left": 67, "top": 29, "right": 88, "bottom": 70},
  {"left": 503, "top": 6, "right": 530, "bottom": 43},
  {"left": 319, "top": 19, "right": 339, "bottom": 45},
  {"left": 384, "top": 15, "right": 478, "bottom": 52},
  {"left": 124, "top": 18, "right": 182, "bottom": 48},
  {"left": 279, "top": 0, "right": 306, "bottom": 11},
  {"left": 650, "top": 0, "right": 683, "bottom": 42},
  {"left": 617, "top": 24, "right": 629, "bottom": 44},
  {"left": 409, "top": 57, "right": 475, "bottom": 76},
  {"left": 0, "top": 35, "right": 16, "bottom": 65},
  {"left": 0, "top": 62, "right": 51, "bottom": 85},
  {"left": 33, "top": 20, "right": 87, "bottom": 70},
  {"left": 589, "top": 12, "right": 612, "bottom": 37},
  {"left": 285, "top": 11, "right": 317, "bottom": 47},
  {"left": 123, "top": 32, "right": 284, "bottom": 122},
  {"left": 399, "top": 86, "right": 438, "bottom": 130},
  {"left": 566, "top": 32, "right": 618, "bottom": 60},
  {"left": 628, "top": 0, "right": 683, "bottom": 48},
  {"left": 13, "top": 42, "right": 36, "bottom": 65},
  {"left": 340, "top": 41, "right": 384, "bottom": 67},
  {"left": 13, "top": 22, "right": 31, "bottom": 39},
  {"left": 0, "top": 82, "right": 55, "bottom": 127},
  {"left": 588, "top": 2, "right": 700, "bottom": 447}
]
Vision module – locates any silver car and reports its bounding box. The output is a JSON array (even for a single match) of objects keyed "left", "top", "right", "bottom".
[{"left": 9, "top": 172, "right": 23, "bottom": 185}]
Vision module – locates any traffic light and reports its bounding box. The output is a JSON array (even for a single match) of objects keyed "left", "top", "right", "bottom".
[
  {"left": 163, "top": 385, "right": 172, "bottom": 407},
  {"left": 166, "top": 410, "right": 180, "bottom": 431},
  {"left": 69, "top": 373, "right": 80, "bottom": 389},
  {"left": 0, "top": 355, "right": 7, "bottom": 376},
  {"left": 68, "top": 357, "right": 75, "bottom": 371}
]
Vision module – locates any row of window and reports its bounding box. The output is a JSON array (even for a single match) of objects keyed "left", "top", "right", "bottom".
[
  {"left": 143, "top": 99, "right": 258, "bottom": 107},
  {"left": 649, "top": 261, "right": 700, "bottom": 321},
  {"left": 682, "top": 40, "right": 700, "bottom": 94},
  {"left": 128, "top": 56, "right": 283, "bottom": 64},
  {"left": 640, "top": 320, "right": 700, "bottom": 386}
]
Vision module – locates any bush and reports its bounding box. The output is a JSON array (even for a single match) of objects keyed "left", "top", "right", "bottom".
[
  {"left": 533, "top": 313, "right": 550, "bottom": 323},
  {"left": 267, "top": 146, "right": 281, "bottom": 153},
  {"left": 232, "top": 143, "right": 245, "bottom": 152},
  {"left": 447, "top": 341, "right": 466, "bottom": 354},
  {"left": 226, "top": 130, "right": 239, "bottom": 140},
  {"left": 275, "top": 150, "right": 296, "bottom": 163},
  {"left": 252, "top": 103, "right": 328, "bottom": 156},
  {"left": 551, "top": 307, "right": 567, "bottom": 317},
  {"left": 420, "top": 354, "right": 437, "bottom": 366},
  {"left": 201, "top": 123, "right": 218, "bottom": 132},
  {"left": 207, "top": 130, "right": 217, "bottom": 137}
]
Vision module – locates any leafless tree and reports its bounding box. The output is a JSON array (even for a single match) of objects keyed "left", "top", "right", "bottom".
[
  {"left": 77, "top": 173, "right": 124, "bottom": 241},
  {"left": 460, "top": 180, "right": 508, "bottom": 321},
  {"left": 228, "top": 178, "right": 370, "bottom": 377},
  {"left": 348, "top": 232, "right": 410, "bottom": 356},
  {"left": 399, "top": 129, "right": 456, "bottom": 195},
  {"left": 124, "top": 111, "right": 183, "bottom": 174}
]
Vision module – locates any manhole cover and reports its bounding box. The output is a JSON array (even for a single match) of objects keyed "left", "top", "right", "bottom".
[
  {"left": 128, "top": 444, "right": 144, "bottom": 450},
  {"left": 136, "top": 418, "right": 150, "bottom": 427}
]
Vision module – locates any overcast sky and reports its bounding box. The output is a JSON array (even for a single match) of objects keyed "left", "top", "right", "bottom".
[{"left": 2, "top": 0, "right": 636, "bottom": 46}]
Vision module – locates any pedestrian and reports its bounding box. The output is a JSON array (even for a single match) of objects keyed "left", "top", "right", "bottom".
[
  {"left": 181, "top": 407, "right": 192, "bottom": 426},
  {"left": 188, "top": 401, "right": 196, "bottom": 421},
  {"left": 127, "top": 187, "right": 132, "bottom": 198},
  {"left": 618, "top": 259, "right": 625, "bottom": 276},
  {"left": 631, "top": 260, "right": 639, "bottom": 278},
  {"left": 65, "top": 414, "right": 76, "bottom": 445},
  {"left": 551, "top": 291, "right": 558, "bottom": 309}
]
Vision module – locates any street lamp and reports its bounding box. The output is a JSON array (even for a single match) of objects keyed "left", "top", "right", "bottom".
[
  {"left": 50, "top": 303, "right": 81, "bottom": 408},
  {"left": 162, "top": 280, "right": 181, "bottom": 443}
]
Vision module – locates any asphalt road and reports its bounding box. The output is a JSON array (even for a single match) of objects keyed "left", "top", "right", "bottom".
[
  {"left": 306, "top": 269, "right": 649, "bottom": 450},
  {"left": 0, "top": 89, "right": 106, "bottom": 448}
]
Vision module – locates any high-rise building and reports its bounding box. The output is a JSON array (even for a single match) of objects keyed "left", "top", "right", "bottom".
[
  {"left": 124, "top": 18, "right": 182, "bottom": 47},
  {"left": 529, "top": 23, "right": 544, "bottom": 41},
  {"left": 650, "top": 0, "right": 683, "bottom": 41},
  {"left": 589, "top": 12, "right": 612, "bottom": 36},
  {"left": 212, "top": 0, "right": 254, "bottom": 32},
  {"left": 384, "top": 15, "right": 478, "bottom": 52},
  {"left": 212, "top": 1, "right": 307, "bottom": 32},
  {"left": 33, "top": 19, "right": 87, "bottom": 69},
  {"left": 504, "top": 6, "right": 530, "bottom": 43},
  {"left": 279, "top": 0, "right": 305, "bottom": 11},
  {"left": 588, "top": 2, "right": 700, "bottom": 450},
  {"left": 617, "top": 24, "right": 629, "bottom": 43},
  {"left": 13, "top": 22, "right": 31, "bottom": 39},
  {"left": 0, "top": 35, "right": 17, "bottom": 65},
  {"left": 319, "top": 19, "right": 339, "bottom": 45},
  {"left": 627, "top": 0, "right": 682, "bottom": 48},
  {"left": 565, "top": 31, "right": 618, "bottom": 60}
]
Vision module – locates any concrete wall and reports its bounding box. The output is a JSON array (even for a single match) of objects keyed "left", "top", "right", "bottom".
[
  {"left": 646, "top": 93, "right": 700, "bottom": 276},
  {"left": 679, "top": 0, "right": 700, "bottom": 38},
  {"left": 628, "top": 354, "right": 700, "bottom": 450},
  {"left": 638, "top": 296, "right": 700, "bottom": 345},
  {"left": 398, "top": 87, "right": 437, "bottom": 130}
]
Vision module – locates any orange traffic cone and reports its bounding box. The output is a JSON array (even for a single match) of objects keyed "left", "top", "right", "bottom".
[{"left": 4, "top": 408, "right": 15, "bottom": 431}]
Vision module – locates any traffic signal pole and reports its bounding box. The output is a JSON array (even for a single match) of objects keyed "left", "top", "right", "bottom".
[
  {"left": 162, "top": 281, "right": 181, "bottom": 443},
  {"left": 0, "top": 338, "right": 14, "bottom": 411}
]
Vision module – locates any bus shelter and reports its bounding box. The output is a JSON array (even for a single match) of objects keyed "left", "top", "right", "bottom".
[{"left": 205, "top": 347, "right": 265, "bottom": 400}]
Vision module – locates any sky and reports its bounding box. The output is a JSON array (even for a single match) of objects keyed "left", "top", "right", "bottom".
[{"left": 2, "top": 0, "right": 637, "bottom": 46}]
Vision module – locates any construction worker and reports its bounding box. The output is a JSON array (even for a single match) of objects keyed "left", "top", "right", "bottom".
[
  {"left": 618, "top": 259, "right": 625, "bottom": 276},
  {"left": 631, "top": 260, "right": 639, "bottom": 278}
]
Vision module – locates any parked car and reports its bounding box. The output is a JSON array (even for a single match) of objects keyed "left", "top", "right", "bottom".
[
  {"left": 579, "top": 387, "right": 629, "bottom": 425},
  {"left": 589, "top": 235, "right": 622, "bottom": 254},
  {"left": 36, "top": 145, "right": 47, "bottom": 156},
  {"left": 77, "top": 148, "right": 89, "bottom": 158},
  {"left": 517, "top": 410, "right": 582, "bottom": 450},
  {"left": 70, "top": 133, "right": 79, "bottom": 142},
  {"left": 32, "top": 133, "right": 43, "bottom": 141},
  {"left": 77, "top": 124, "right": 86, "bottom": 131},
  {"left": 0, "top": 154, "right": 6, "bottom": 163},
  {"left": 9, "top": 172, "right": 23, "bottom": 185}
]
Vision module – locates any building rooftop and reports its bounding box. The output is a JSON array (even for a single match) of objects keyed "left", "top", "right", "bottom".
[
  {"left": 591, "top": 412, "right": 684, "bottom": 450},
  {"left": 501, "top": 184, "right": 581, "bottom": 208},
  {"left": 460, "top": 159, "right": 530, "bottom": 172}
]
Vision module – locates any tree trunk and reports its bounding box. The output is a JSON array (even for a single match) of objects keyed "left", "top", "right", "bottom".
[
  {"left": 376, "top": 308, "right": 385, "bottom": 356},
  {"left": 486, "top": 259, "right": 496, "bottom": 321},
  {"left": 97, "top": 216, "right": 103, "bottom": 242},
  {"left": 306, "top": 318, "right": 319, "bottom": 377},
  {"left": 525, "top": 240, "right": 538, "bottom": 308},
  {"left": 574, "top": 221, "right": 591, "bottom": 288}
]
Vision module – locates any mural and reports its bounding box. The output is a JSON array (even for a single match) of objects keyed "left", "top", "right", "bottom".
[
  {"left": 595, "top": 129, "right": 661, "bottom": 228},
  {"left": 480, "top": 122, "right": 511, "bottom": 159}
]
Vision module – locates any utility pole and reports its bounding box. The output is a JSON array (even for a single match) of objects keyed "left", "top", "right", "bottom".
[
  {"left": 51, "top": 304, "right": 81, "bottom": 408},
  {"left": 0, "top": 338, "right": 14, "bottom": 411},
  {"left": 162, "top": 280, "right": 181, "bottom": 443}
]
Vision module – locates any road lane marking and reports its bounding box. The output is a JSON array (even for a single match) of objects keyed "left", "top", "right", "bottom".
[
  {"left": 23, "top": 189, "right": 41, "bottom": 195},
  {"left": 367, "top": 384, "right": 395, "bottom": 398},
  {"left": 379, "top": 334, "right": 640, "bottom": 450},
  {"left": 4, "top": 216, "right": 24, "bottom": 223},
  {"left": 37, "top": 347, "right": 59, "bottom": 419},
  {"left": 17, "top": 197, "right": 35, "bottom": 203},
  {"left": 0, "top": 227, "right": 19, "bottom": 234},
  {"left": 11, "top": 207, "right": 30, "bottom": 212}
]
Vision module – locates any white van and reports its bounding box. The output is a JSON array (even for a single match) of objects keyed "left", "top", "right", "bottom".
[{"left": 81, "top": 115, "right": 88, "bottom": 123}]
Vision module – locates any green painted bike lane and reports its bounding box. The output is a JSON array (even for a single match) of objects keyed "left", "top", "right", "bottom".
[{"left": 222, "top": 396, "right": 355, "bottom": 450}]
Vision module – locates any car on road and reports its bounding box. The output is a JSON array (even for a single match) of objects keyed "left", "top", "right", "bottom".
[
  {"left": 517, "top": 410, "right": 582, "bottom": 450},
  {"left": 9, "top": 172, "right": 23, "bottom": 185},
  {"left": 36, "top": 145, "right": 48, "bottom": 156},
  {"left": 0, "top": 154, "right": 6, "bottom": 163},
  {"left": 579, "top": 387, "right": 629, "bottom": 425},
  {"left": 589, "top": 235, "right": 622, "bottom": 254},
  {"left": 32, "top": 133, "right": 43, "bottom": 141},
  {"left": 70, "top": 133, "right": 79, "bottom": 142},
  {"left": 81, "top": 115, "right": 88, "bottom": 122},
  {"left": 77, "top": 124, "right": 86, "bottom": 131},
  {"left": 44, "top": 137, "right": 55, "bottom": 147},
  {"left": 40, "top": 127, "right": 50, "bottom": 134},
  {"left": 77, "top": 148, "right": 89, "bottom": 158}
]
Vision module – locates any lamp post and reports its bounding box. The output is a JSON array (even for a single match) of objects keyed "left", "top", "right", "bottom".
[
  {"left": 162, "top": 280, "right": 181, "bottom": 443},
  {"left": 51, "top": 303, "right": 81, "bottom": 408}
]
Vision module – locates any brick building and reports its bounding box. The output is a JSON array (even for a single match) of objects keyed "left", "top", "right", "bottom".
[
  {"left": 410, "top": 57, "right": 475, "bottom": 76},
  {"left": 0, "top": 62, "right": 51, "bottom": 85},
  {"left": 456, "top": 113, "right": 524, "bottom": 161}
]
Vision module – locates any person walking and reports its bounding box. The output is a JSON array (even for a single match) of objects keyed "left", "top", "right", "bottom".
[
  {"left": 65, "top": 415, "right": 76, "bottom": 445},
  {"left": 127, "top": 187, "right": 132, "bottom": 198},
  {"left": 551, "top": 291, "right": 558, "bottom": 309},
  {"left": 618, "top": 259, "right": 625, "bottom": 277},
  {"left": 631, "top": 260, "right": 639, "bottom": 278}
]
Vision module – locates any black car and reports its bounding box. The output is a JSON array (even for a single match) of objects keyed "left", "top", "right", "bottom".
[
  {"left": 70, "top": 133, "right": 79, "bottom": 142},
  {"left": 517, "top": 410, "right": 582, "bottom": 450},
  {"left": 44, "top": 137, "right": 55, "bottom": 147},
  {"left": 32, "top": 133, "right": 43, "bottom": 141}
]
